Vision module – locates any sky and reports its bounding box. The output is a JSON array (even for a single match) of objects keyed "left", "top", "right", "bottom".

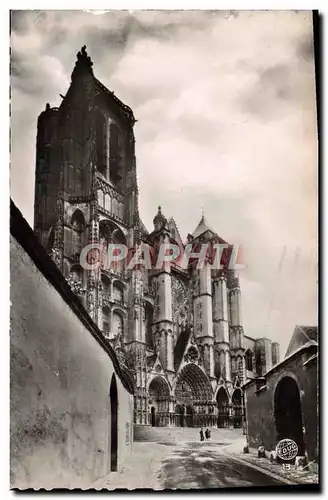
[{"left": 10, "top": 10, "right": 318, "bottom": 355}]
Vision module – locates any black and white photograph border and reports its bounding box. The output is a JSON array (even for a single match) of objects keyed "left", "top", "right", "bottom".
[{"left": 4, "top": 0, "right": 325, "bottom": 496}]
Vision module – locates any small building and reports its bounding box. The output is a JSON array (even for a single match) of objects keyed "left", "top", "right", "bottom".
[
  {"left": 10, "top": 200, "right": 134, "bottom": 489},
  {"left": 243, "top": 326, "right": 318, "bottom": 464}
]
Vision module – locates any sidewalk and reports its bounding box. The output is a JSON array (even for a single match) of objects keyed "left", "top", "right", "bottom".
[
  {"left": 92, "top": 442, "right": 167, "bottom": 490},
  {"left": 228, "top": 446, "right": 319, "bottom": 485}
]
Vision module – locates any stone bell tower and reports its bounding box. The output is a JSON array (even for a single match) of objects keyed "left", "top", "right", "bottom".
[
  {"left": 149, "top": 207, "right": 174, "bottom": 372},
  {"left": 228, "top": 270, "right": 246, "bottom": 383},
  {"left": 213, "top": 269, "right": 232, "bottom": 382},
  {"left": 34, "top": 46, "right": 138, "bottom": 328},
  {"left": 187, "top": 215, "right": 215, "bottom": 379}
]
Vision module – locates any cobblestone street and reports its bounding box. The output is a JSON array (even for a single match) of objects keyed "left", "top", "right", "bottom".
[{"left": 94, "top": 428, "right": 288, "bottom": 490}]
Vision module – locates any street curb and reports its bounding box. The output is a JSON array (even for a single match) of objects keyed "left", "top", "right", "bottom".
[{"left": 227, "top": 454, "right": 296, "bottom": 485}]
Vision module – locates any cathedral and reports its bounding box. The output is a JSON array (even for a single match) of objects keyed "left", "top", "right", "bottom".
[{"left": 34, "top": 46, "right": 280, "bottom": 428}]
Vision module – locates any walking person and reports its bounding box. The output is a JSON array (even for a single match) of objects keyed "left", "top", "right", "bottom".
[
  {"left": 205, "top": 428, "right": 210, "bottom": 441},
  {"left": 200, "top": 428, "right": 204, "bottom": 442}
]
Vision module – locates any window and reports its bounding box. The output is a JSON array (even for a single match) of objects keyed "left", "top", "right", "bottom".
[
  {"left": 97, "top": 189, "right": 104, "bottom": 207},
  {"left": 102, "top": 306, "right": 110, "bottom": 337},
  {"left": 112, "top": 311, "right": 124, "bottom": 337},
  {"left": 112, "top": 198, "right": 118, "bottom": 217},
  {"left": 245, "top": 350, "right": 253, "bottom": 371},
  {"left": 70, "top": 264, "right": 83, "bottom": 281},
  {"left": 96, "top": 112, "right": 107, "bottom": 177},
  {"left": 109, "top": 122, "right": 123, "bottom": 185},
  {"left": 145, "top": 304, "right": 154, "bottom": 348},
  {"left": 103, "top": 321, "right": 109, "bottom": 336},
  {"left": 71, "top": 210, "right": 85, "bottom": 256},
  {"left": 113, "top": 284, "right": 124, "bottom": 303},
  {"left": 102, "top": 274, "right": 110, "bottom": 297},
  {"left": 105, "top": 193, "right": 111, "bottom": 212}
]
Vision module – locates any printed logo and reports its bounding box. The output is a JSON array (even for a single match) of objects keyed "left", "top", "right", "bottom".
[{"left": 275, "top": 439, "right": 298, "bottom": 461}]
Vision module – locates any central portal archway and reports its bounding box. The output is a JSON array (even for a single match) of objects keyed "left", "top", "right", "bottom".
[
  {"left": 174, "top": 363, "right": 213, "bottom": 427},
  {"left": 148, "top": 376, "right": 170, "bottom": 427},
  {"left": 274, "top": 376, "right": 305, "bottom": 456}
]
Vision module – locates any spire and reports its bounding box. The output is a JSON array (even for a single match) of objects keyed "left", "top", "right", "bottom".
[
  {"left": 191, "top": 213, "right": 214, "bottom": 240},
  {"left": 153, "top": 205, "right": 168, "bottom": 232},
  {"left": 71, "top": 45, "right": 94, "bottom": 79}
]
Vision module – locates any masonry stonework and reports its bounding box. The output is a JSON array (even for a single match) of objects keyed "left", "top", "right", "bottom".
[
  {"left": 10, "top": 204, "right": 134, "bottom": 489},
  {"left": 33, "top": 46, "right": 280, "bottom": 429},
  {"left": 244, "top": 326, "right": 318, "bottom": 464}
]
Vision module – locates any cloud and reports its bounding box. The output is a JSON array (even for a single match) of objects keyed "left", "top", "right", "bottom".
[{"left": 10, "top": 10, "right": 318, "bottom": 354}]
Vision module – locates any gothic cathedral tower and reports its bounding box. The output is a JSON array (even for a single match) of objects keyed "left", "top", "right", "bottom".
[
  {"left": 34, "top": 46, "right": 139, "bottom": 337},
  {"left": 34, "top": 46, "right": 279, "bottom": 429}
]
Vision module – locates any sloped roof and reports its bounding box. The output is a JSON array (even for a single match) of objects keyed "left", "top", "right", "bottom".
[
  {"left": 191, "top": 215, "right": 215, "bottom": 240},
  {"left": 140, "top": 219, "right": 149, "bottom": 236},
  {"left": 285, "top": 325, "right": 318, "bottom": 358},
  {"left": 243, "top": 340, "right": 317, "bottom": 390},
  {"left": 167, "top": 217, "right": 183, "bottom": 245}
]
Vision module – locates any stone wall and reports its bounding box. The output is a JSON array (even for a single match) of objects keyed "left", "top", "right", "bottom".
[
  {"left": 244, "top": 346, "right": 318, "bottom": 462},
  {"left": 10, "top": 209, "right": 134, "bottom": 489}
]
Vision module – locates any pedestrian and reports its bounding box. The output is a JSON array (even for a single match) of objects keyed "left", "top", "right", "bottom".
[
  {"left": 205, "top": 428, "right": 210, "bottom": 440},
  {"left": 208, "top": 429, "right": 211, "bottom": 440},
  {"left": 200, "top": 428, "right": 204, "bottom": 442}
]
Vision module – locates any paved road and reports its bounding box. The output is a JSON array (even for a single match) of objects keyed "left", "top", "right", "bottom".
[
  {"left": 97, "top": 436, "right": 284, "bottom": 490},
  {"left": 158, "top": 441, "right": 283, "bottom": 489}
]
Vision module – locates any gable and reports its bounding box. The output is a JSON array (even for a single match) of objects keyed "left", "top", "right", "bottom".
[
  {"left": 174, "top": 328, "right": 206, "bottom": 373},
  {"left": 285, "top": 325, "right": 318, "bottom": 358},
  {"left": 167, "top": 218, "right": 184, "bottom": 247},
  {"left": 147, "top": 353, "right": 166, "bottom": 375}
]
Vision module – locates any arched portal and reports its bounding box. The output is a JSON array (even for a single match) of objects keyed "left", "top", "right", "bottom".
[
  {"left": 174, "top": 363, "right": 213, "bottom": 427},
  {"left": 274, "top": 376, "right": 305, "bottom": 456},
  {"left": 109, "top": 374, "right": 118, "bottom": 471},
  {"left": 216, "top": 387, "right": 229, "bottom": 428},
  {"left": 150, "top": 406, "right": 156, "bottom": 427},
  {"left": 186, "top": 405, "right": 194, "bottom": 428},
  {"left": 175, "top": 404, "right": 185, "bottom": 427},
  {"left": 148, "top": 376, "right": 170, "bottom": 427},
  {"left": 232, "top": 388, "right": 243, "bottom": 428}
]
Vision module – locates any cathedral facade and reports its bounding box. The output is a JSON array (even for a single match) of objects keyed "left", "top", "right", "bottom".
[{"left": 34, "top": 46, "right": 280, "bottom": 428}]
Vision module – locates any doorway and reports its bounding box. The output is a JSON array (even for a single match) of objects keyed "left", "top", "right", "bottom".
[
  {"left": 186, "top": 405, "right": 194, "bottom": 427},
  {"left": 175, "top": 404, "right": 185, "bottom": 427},
  {"left": 232, "top": 389, "right": 243, "bottom": 429},
  {"left": 151, "top": 406, "right": 156, "bottom": 427},
  {"left": 274, "top": 376, "right": 305, "bottom": 456},
  {"left": 110, "top": 374, "right": 118, "bottom": 471}
]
